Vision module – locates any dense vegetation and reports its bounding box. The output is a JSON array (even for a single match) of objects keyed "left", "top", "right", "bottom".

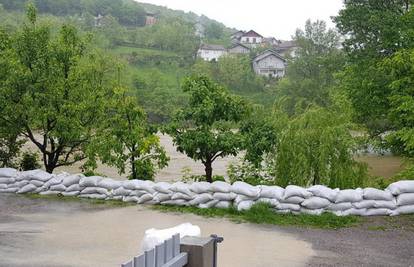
[{"left": 0, "top": 0, "right": 413, "bottom": 188}]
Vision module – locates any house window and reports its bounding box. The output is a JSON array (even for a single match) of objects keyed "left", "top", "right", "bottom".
[
  {"left": 253, "top": 38, "right": 256, "bottom": 43},
  {"left": 246, "top": 37, "right": 249, "bottom": 43}
]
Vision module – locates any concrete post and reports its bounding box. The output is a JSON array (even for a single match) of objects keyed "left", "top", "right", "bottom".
[{"left": 180, "top": 236, "right": 215, "bottom": 267}]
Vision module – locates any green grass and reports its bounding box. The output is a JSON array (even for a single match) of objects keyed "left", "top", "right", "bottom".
[
  {"left": 152, "top": 202, "right": 361, "bottom": 229},
  {"left": 111, "top": 46, "right": 180, "bottom": 58}
]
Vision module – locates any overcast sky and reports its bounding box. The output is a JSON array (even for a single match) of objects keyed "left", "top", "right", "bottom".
[{"left": 136, "top": 0, "right": 344, "bottom": 40}]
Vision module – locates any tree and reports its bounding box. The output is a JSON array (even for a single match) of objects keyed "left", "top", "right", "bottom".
[
  {"left": 205, "top": 21, "right": 224, "bottom": 40},
  {"left": 276, "top": 20, "right": 345, "bottom": 115},
  {"left": 0, "top": 4, "right": 115, "bottom": 173},
  {"left": 166, "top": 75, "right": 248, "bottom": 182},
  {"left": 87, "top": 88, "right": 169, "bottom": 180}
]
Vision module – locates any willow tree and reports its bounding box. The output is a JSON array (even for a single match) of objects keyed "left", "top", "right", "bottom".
[{"left": 166, "top": 75, "right": 248, "bottom": 183}]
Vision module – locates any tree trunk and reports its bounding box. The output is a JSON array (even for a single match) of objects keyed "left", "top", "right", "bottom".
[
  {"left": 131, "top": 155, "right": 137, "bottom": 180},
  {"left": 204, "top": 159, "right": 213, "bottom": 183}
]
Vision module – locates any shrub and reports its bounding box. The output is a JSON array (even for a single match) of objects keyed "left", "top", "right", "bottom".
[{"left": 19, "top": 152, "right": 40, "bottom": 171}]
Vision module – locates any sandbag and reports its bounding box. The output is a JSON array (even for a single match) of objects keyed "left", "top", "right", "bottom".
[
  {"left": 256, "top": 198, "right": 279, "bottom": 207},
  {"left": 79, "top": 193, "right": 107, "bottom": 200},
  {"left": 17, "top": 184, "right": 37, "bottom": 194},
  {"left": 365, "top": 208, "right": 391, "bottom": 216},
  {"left": 396, "top": 193, "right": 414, "bottom": 206},
  {"left": 0, "top": 177, "right": 15, "bottom": 184},
  {"left": 335, "top": 189, "right": 363, "bottom": 203},
  {"left": 300, "top": 208, "right": 324, "bottom": 216},
  {"left": 374, "top": 200, "right": 397, "bottom": 210},
  {"left": 123, "top": 196, "right": 140, "bottom": 203},
  {"left": 61, "top": 191, "right": 79, "bottom": 197},
  {"left": 387, "top": 180, "right": 414, "bottom": 195},
  {"left": 153, "top": 182, "right": 173, "bottom": 194},
  {"left": 0, "top": 168, "right": 18, "bottom": 178},
  {"left": 171, "top": 182, "right": 194, "bottom": 196},
  {"left": 307, "top": 185, "right": 339, "bottom": 202},
  {"left": 8, "top": 180, "right": 29, "bottom": 189},
  {"left": 129, "top": 190, "right": 148, "bottom": 197},
  {"left": 188, "top": 193, "right": 213, "bottom": 206},
  {"left": 274, "top": 209, "right": 291, "bottom": 214},
  {"left": 125, "top": 180, "right": 156, "bottom": 193},
  {"left": 284, "top": 185, "right": 312, "bottom": 199},
  {"left": 234, "top": 194, "right": 255, "bottom": 205},
  {"left": 390, "top": 205, "right": 414, "bottom": 216},
  {"left": 79, "top": 176, "right": 102, "bottom": 187},
  {"left": 138, "top": 193, "right": 154, "bottom": 204},
  {"left": 277, "top": 203, "right": 301, "bottom": 212},
  {"left": 39, "top": 190, "right": 61, "bottom": 195},
  {"left": 98, "top": 178, "right": 122, "bottom": 190},
  {"left": 0, "top": 188, "right": 18, "bottom": 193},
  {"left": 341, "top": 208, "right": 367, "bottom": 216},
  {"left": 20, "top": 170, "right": 52, "bottom": 182},
  {"left": 161, "top": 199, "right": 188, "bottom": 206},
  {"left": 211, "top": 181, "right": 232, "bottom": 193},
  {"left": 62, "top": 174, "right": 84, "bottom": 187},
  {"left": 352, "top": 200, "right": 376, "bottom": 209},
  {"left": 50, "top": 184, "right": 67, "bottom": 192},
  {"left": 44, "top": 176, "right": 64, "bottom": 188},
  {"left": 190, "top": 182, "right": 212, "bottom": 194},
  {"left": 363, "top": 188, "right": 394, "bottom": 201},
  {"left": 66, "top": 184, "right": 84, "bottom": 192},
  {"left": 153, "top": 193, "right": 172, "bottom": 203},
  {"left": 113, "top": 187, "right": 132, "bottom": 196},
  {"left": 140, "top": 223, "right": 200, "bottom": 252},
  {"left": 327, "top": 202, "right": 353, "bottom": 211},
  {"left": 171, "top": 192, "right": 194, "bottom": 201},
  {"left": 198, "top": 200, "right": 219, "bottom": 209},
  {"left": 282, "top": 196, "right": 305, "bottom": 204},
  {"left": 30, "top": 180, "right": 44, "bottom": 187},
  {"left": 259, "top": 185, "right": 284, "bottom": 200},
  {"left": 301, "top": 197, "right": 331, "bottom": 209},
  {"left": 81, "top": 187, "right": 109, "bottom": 195},
  {"left": 0, "top": 184, "right": 7, "bottom": 189},
  {"left": 213, "top": 192, "right": 237, "bottom": 201},
  {"left": 237, "top": 200, "right": 255, "bottom": 211},
  {"left": 232, "top": 181, "right": 260, "bottom": 198},
  {"left": 215, "top": 201, "right": 231, "bottom": 209}
]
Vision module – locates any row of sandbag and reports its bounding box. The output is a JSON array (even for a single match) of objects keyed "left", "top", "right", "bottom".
[{"left": 1, "top": 168, "right": 414, "bottom": 216}]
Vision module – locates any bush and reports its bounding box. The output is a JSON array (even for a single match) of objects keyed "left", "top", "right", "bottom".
[{"left": 19, "top": 152, "right": 40, "bottom": 171}]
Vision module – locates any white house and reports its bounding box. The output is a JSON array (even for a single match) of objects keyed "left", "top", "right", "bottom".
[
  {"left": 252, "top": 50, "right": 286, "bottom": 78},
  {"left": 197, "top": 44, "right": 227, "bottom": 61},
  {"left": 240, "top": 30, "right": 264, "bottom": 47},
  {"left": 228, "top": 43, "right": 250, "bottom": 54},
  {"left": 274, "top": 40, "right": 298, "bottom": 58}
]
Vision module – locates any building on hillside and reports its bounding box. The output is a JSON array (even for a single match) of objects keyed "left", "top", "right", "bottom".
[
  {"left": 197, "top": 44, "right": 228, "bottom": 61},
  {"left": 231, "top": 30, "right": 245, "bottom": 43},
  {"left": 145, "top": 12, "right": 157, "bottom": 26},
  {"left": 94, "top": 14, "right": 104, "bottom": 27},
  {"left": 252, "top": 50, "right": 286, "bottom": 78},
  {"left": 274, "top": 40, "right": 298, "bottom": 57},
  {"left": 228, "top": 43, "right": 251, "bottom": 54},
  {"left": 240, "top": 30, "right": 264, "bottom": 47},
  {"left": 264, "top": 37, "right": 280, "bottom": 46}
]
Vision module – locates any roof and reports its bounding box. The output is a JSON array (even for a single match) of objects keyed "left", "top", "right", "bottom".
[
  {"left": 199, "top": 44, "right": 226, "bottom": 51},
  {"left": 231, "top": 30, "right": 245, "bottom": 36},
  {"left": 253, "top": 49, "right": 286, "bottom": 63},
  {"left": 277, "top": 40, "right": 297, "bottom": 49},
  {"left": 229, "top": 43, "right": 251, "bottom": 50},
  {"left": 242, "top": 30, "right": 263, "bottom": 38}
]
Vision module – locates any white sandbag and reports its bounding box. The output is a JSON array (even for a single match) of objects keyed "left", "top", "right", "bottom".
[
  {"left": 141, "top": 223, "right": 201, "bottom": 252},
  {"left": 153, "top": 182, "right": 173, "bottom": 194},
  {"left": 396, "top": 193, "right": 414, "bottom": 206},
  {"left": 234, "top": 194, "right": 255, "bottom": 205},
  {"left": 301, "top": 197, "right": 332, "bottom": 209},
  {"left": 0, "top": 177, "right": 15, "bottom": 184},
  {"left": 211, "top": 181, "right": 232, "bottom": 193},
  {"left": 374, "top": 200, "right": 397, "bottom": 209},
  {"left": 171, "top": 182, "right": 194, "bottom": 196},
  {"left": 274, "top": 209, "right": 291, "bottom": 214},
  {"left": 390, "top": 205, "right": 414, "bottom": 216},
  {"left": 61, "top": 191, "right": 79, "bottom": 197},
  {"left": 20, "top": 170, "right": 53, "bottom": 182},
  {"left": 62, "top": 174, "right": 84, "bottom": 187},
  {"left": 341, "top": 208, "right": 367, "bottom": 216},
  {"left": 161, "top": 199, "right": 188, "bottom": 206},
  {"left": 215, "top": 201, "right": 231, "bottom": 209},
  {"left": 129, "top": 190, "right": 148, "bottom": 197},
  {"left": 237, "top": 200, "right": 255, "bottom": 211},
  {"left": 79, "top": 193, "right": 107, "bottom": 200},
  {"left": 153, "top": 193, "right": 172, "bottom": 203},
  {"left": 171, "top": 192, "right": 194, "bottom": 201},
  {"left": 7, "top": 180, "right": 29, "bottom": 189},
  {"left": 30, "top": 180, "right": 44, "bottom": 187},
  {"left": 282, "top": 196, "right": 305, "bottom": 204},
  {"left": 17, "top": 184, "right": 37, "bottom": 194},
  {"left": 0, "top": 184, "right": 7, "bottom": 189},
  {"left": 79, "top": 176, "right": 102, "bottom": 187},
  {"left": 199, "top": 200, "right": 219, "bottom": 209},
  {"left": 138, "top": 193, "right": 154, "bottom": 204},
  {"left": 66, "top": 184, "right": 84, "bottom": 192},
  {"left": 327, "top": 202, "right": 353, "bottom": 211},
  {"left": 231, "top": 181, "right": 260, "bottom": 198},
  {"left": 50, "top": 184, "right": 67, "bottom": 192},
  {"left": 123, "top": 196, "right": 140, "bottom": 203},
  {"left": 34, "top": 187, "right": 45, "bottom": 193},
  {"left": 365, "top": 208, "right": 392, "bottom": 216},
  {"left": 213, "top": 192, "right": 237, "bottom": 201},
  {"left": 363, "top": 188, "right": 394, "bottom": 201},
  {"left": 0, "top": 168, "right": 18, "bottom": 178},
  {"left": 39, "top": 190, "right": 61, "bottom": 195},
  {"left": 335, "top": 189, "right": 363, "bottom": 203},
  {"left": 124, "top": 180, "right": 156, "bottom": 193},
  {"left": 277, "top": 203, "right": 301, "bottom": 211},
  {"left": 307, "top": 185, "right": 339, "bottom": 202},
  {"left": 300, "top": 208, "right": 324, "bottom": 216},
  {"left": 256, "top": 198, "right": 279, "bottom": 207},
  {"left": 44, "top": 176, "right": 64, "bottom": 188},
  {"left": 190, "top": 182, "right": 212, "bottom": 194},
  {"left": 352, "top": 200, "right": 376, "bottom": 209},
  {"left": 259, "top": 185, "right": 284, "bottom": 200},
  {"left": 0, "top": 188, "right": 18, "bottom": 193},
  {"left": 112, "top": 196, "right": 124, "bottom": 201},
  {"left": 188, "top": 193, "right": 213, "bottom": 206},
  {"left": 123, "top": 180, "right": 141, "bottom": 190},
  {"left": 113, "top": 187, "right": 132, "bottom": 196},
  {"left": 81, "top": 187, "right": 109, "bottom": 195},
  {"left": 284, "top": 185, "right": 312, "bottom": 199},
  {"left": 98, "top": 178, "right": 122, "bottom": 190},
  {"left": 387, "top": 180, "right": 414, "bottom": 195}
]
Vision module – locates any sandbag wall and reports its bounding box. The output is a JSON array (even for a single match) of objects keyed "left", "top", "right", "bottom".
[{"left": 1, "top": 168, "right": 414, "bottom": 216}]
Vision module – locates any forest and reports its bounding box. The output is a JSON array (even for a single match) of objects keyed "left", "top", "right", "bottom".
[{"left": 0, "top": 0, "right": 413, "bottom": 189}]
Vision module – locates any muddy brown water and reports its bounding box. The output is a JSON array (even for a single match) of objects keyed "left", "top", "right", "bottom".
[
  {"left": 0, "top": 194, "right": 314, "bottom": 267},
  {"left": 23, "top": 134, "right": 405, "bottom": 182}
]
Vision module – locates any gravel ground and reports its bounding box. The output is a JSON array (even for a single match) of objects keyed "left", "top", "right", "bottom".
[{"left": 1, "top": 193, "right": 413, "bottom": 267}]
